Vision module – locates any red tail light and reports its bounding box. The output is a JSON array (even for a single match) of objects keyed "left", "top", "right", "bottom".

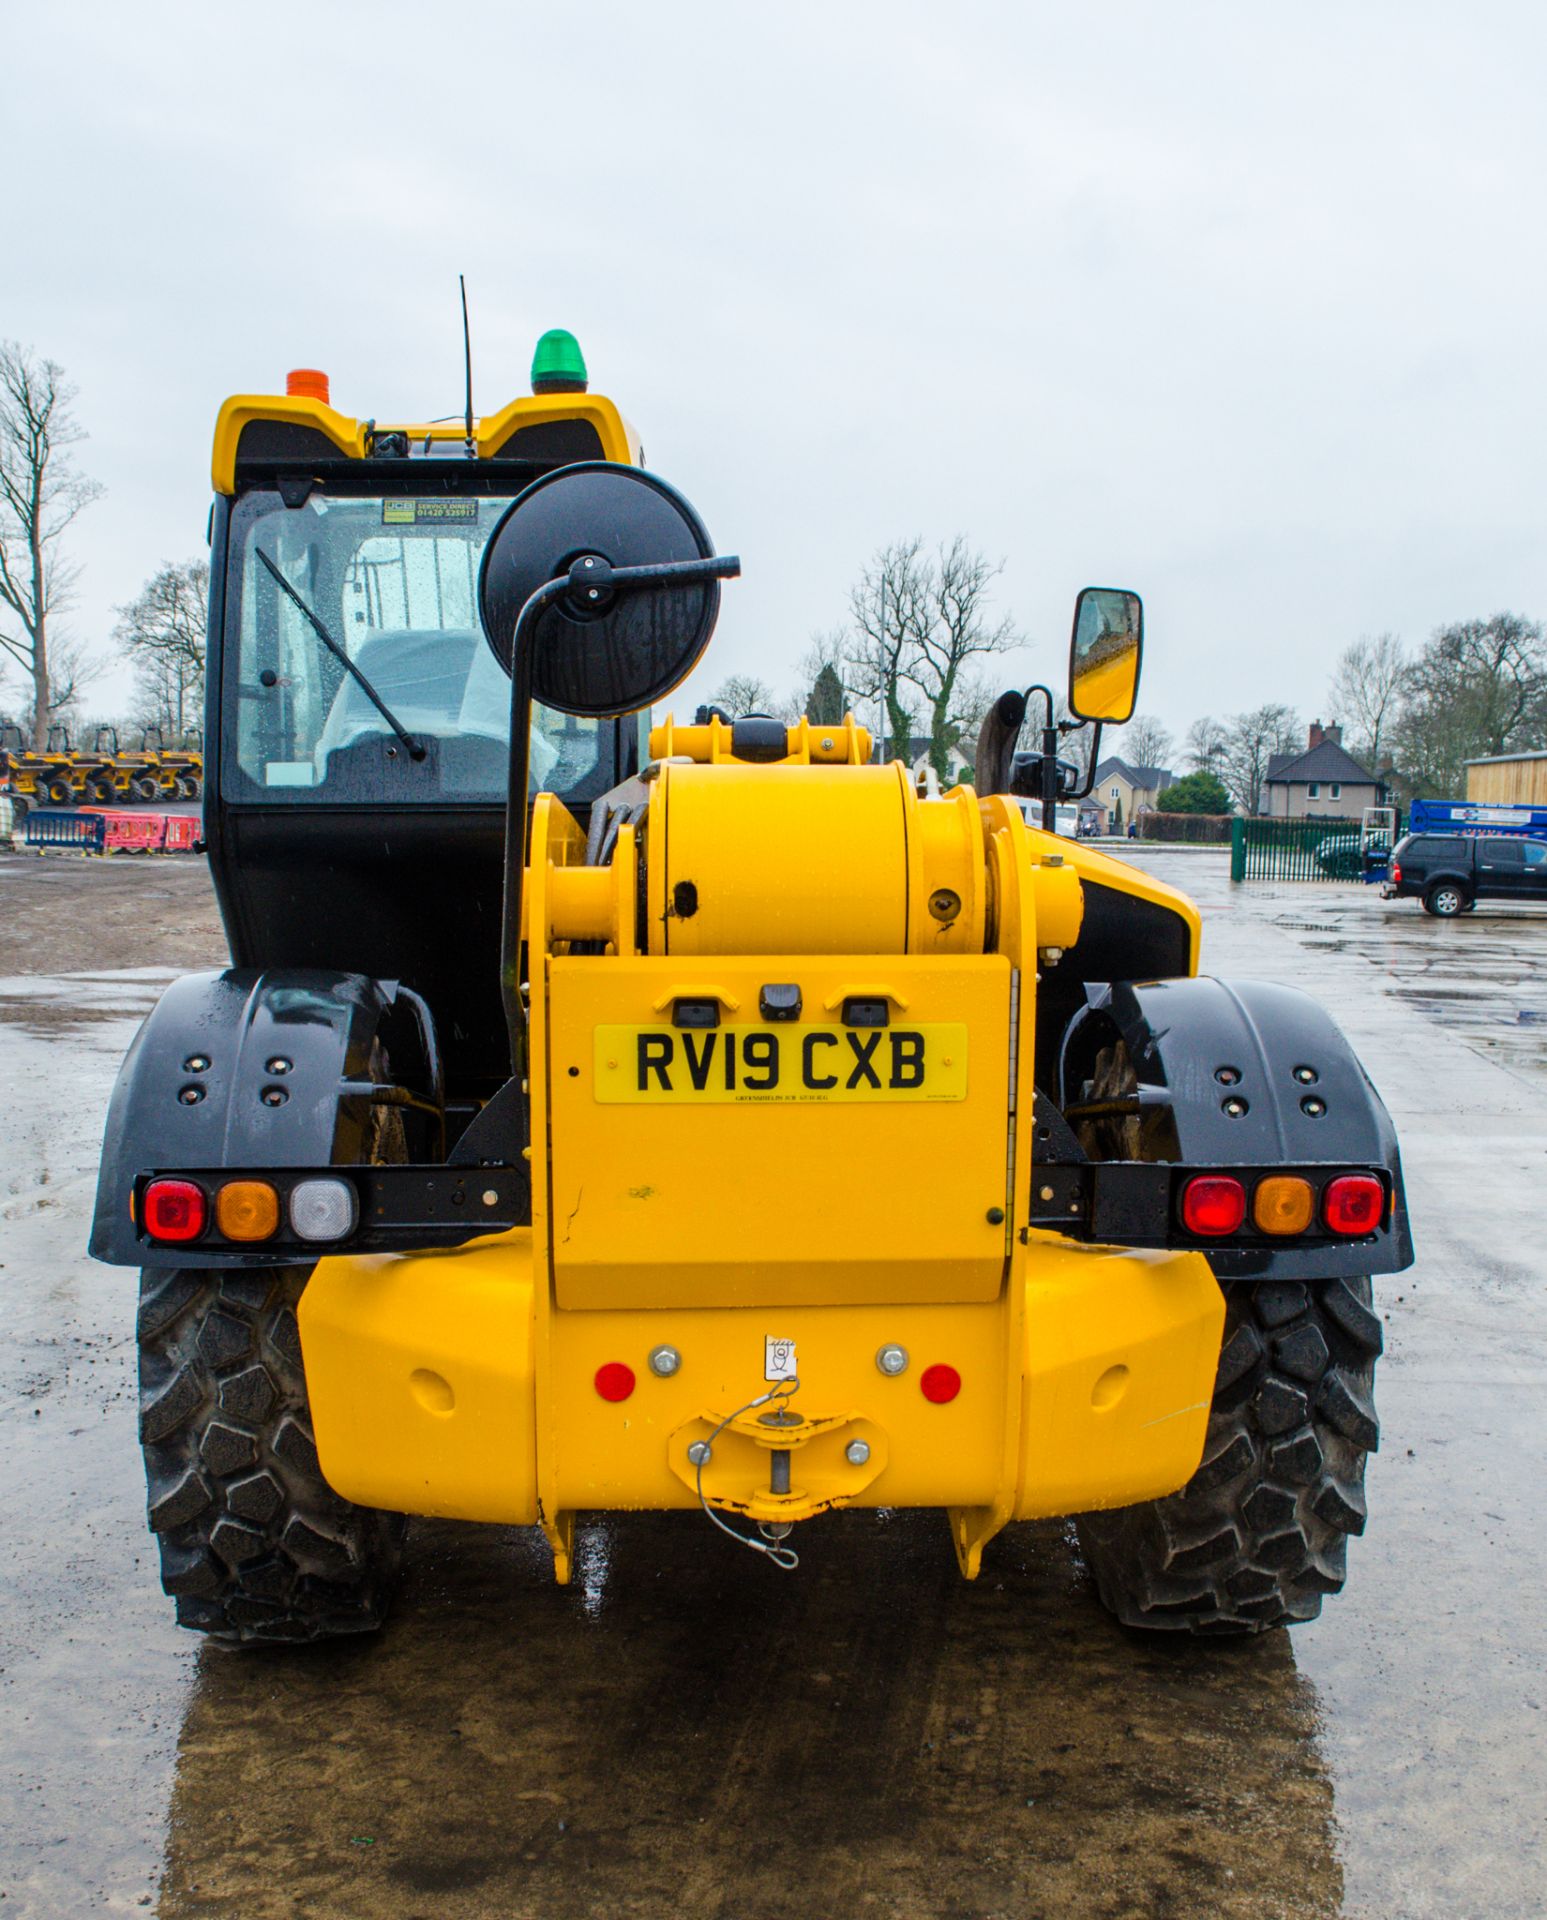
[
  {"left": 1181, "top": 1175, "right": 1246, "bottom": 1236},
  {"left": 1324, "top": 1174, "right": 1384, "bottom": 1235},
  {"left": 143, "top": 1178, "right": 207, "bottom": 1242},
  {"left": 1391, "top": 861, "right": 1402, "bottom": 883}
]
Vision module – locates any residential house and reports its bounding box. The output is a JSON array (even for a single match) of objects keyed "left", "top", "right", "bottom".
[
  {"left": 904, "top": 734, "right": 974, "bottom": 789},
  {"left": 1263, "top": 722, "right": 1381, "bottom": 819},
  {"left": 1092, "top": 757, "right": 1174, "bottom": 832}
]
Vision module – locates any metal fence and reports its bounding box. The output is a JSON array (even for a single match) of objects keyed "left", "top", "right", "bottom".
[
  {"left": 23, "top": 809, "right": 107, "bottom": 853},
  {"left": 1230, "top": 817, "right": 1366, "bottom": 883}
]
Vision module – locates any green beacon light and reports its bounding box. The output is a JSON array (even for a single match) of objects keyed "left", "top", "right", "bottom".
[{"left": 531, "top": 329, "right": 588, "bottom": 395}]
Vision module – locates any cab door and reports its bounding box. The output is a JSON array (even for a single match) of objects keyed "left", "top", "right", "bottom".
[
  {"left": 1475, "top": 836, "right": 1526, "bottom": 899},
  {"left": 1523, "top": 840, "right": 1547, "bottom": 903}
]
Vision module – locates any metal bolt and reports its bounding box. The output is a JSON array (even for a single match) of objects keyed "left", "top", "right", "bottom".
[
  {"left": 876, "top": 1343, "right": 909, "bottom": 1377},
  {"left": 1039, "top": 1184, "right": 1055, "bottom": 1202},
  {"left": 482, "top": 1189, "right": 499, "bottom": 1207},
  {"left": 1222, "top": 1096, "right": 1249, "bottom": 1118},
  {"left": 182, "top": 1054, "right": 210, "bottom": 1073},
  {"left": 687, "top": 1441, "right": 712, "bottom": 1467},
  {"left": 1215, "top": 1066, "right": 1242, "bottom": 1086},
  {"left": 1301, "top": 1096, "right": 1327, "bottom": 1117},
  {"left": 927, "top": 888, "right": 962, "bottom": 922},
  {"left": 986, "top": 1206, "right": 1006, "bottom": 1225},
  {"left": 821, "top": 737, "right": 834, "bottom": 751},
  {"left": 265, "top": 1056, "right": 291, "bottom": 1075},
  {"left": 845, "top": 1438, "right": 871, "bottom": 1466},
  {"left": 178, "top": 1084, "right": 204, "bottom": 1105},
  {"left": 261, "top": 1086, "right": 288, "bottom": 1107},
  {"left": 648, "top": 1344, "right": 681, "bottom": 1378},
  {"left": 1293, "top": 1065, "right": 1318, "bottom": 1084}
]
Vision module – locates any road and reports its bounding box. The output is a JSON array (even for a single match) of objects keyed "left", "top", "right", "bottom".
[{"left": 0, "top": 848, "right": 1542, "bottom": 1917}]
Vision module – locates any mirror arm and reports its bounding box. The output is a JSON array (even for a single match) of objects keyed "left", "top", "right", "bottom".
[
  {"left": 1064, "top": 719, "right": 1103, "bottom": 802},
  {"left": 1018, "top": 684, "right": 1061, "bottom": 832},
  {"left": 500, "top": 552, "right": 742, "bottom": 1077}
]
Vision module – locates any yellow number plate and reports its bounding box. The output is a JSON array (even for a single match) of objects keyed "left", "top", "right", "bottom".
[{"left": 592, "top": 1023, "right": 969, "bottom": 1104}]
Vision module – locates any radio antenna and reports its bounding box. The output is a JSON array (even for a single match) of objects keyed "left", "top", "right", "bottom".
[{"left": 459, "top": 273, "right": 476, "bottom": 460}]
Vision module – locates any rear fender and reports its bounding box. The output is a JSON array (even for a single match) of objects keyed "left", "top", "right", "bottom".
[
  {"left": 1059, "top": 975, "right": 1414, "bottom": 1279},
  {"left": 89, "top": 969, "right": 433, "bottom": 1267}
]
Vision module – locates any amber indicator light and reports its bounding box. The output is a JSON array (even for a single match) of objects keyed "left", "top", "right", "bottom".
[
  {"left": 1253, "top": 1175, "right": 1314, "bottom": 1236},
  {"left": 215, "top": 1180, "right": 281, "bottom": 1242}
]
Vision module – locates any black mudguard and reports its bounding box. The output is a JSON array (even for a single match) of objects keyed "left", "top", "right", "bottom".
[
  {"left": 1059, "top": 975, "right": 1414, "bottom": 1279},
  {"left": 89, "top": 969, "right": 433, "bottom": 1267}
]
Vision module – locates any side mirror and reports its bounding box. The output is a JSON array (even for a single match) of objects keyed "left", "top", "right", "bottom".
[
  {"left": 477, "top": 461, "right": 740, "bottom": 1086},
  {"left": 479, "top": 462, "right": 731, "bottom": 717},
  {"left": 1068, "top": 586, "right": 1143, "bottom": 724}
]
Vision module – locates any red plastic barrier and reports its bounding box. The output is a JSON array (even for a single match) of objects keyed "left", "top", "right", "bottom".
[{"left": 77, "top": 809, "right": 199, "bottom": 854}]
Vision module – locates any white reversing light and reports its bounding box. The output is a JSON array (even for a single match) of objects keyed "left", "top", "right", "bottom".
[{"left": 289, "top": 1177, "right": 358, "bottom": 1242}]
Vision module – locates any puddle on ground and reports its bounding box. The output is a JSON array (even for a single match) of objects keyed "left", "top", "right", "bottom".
[{"left": 156, "top": 1513, "right": 1344, "bottom": 1920}]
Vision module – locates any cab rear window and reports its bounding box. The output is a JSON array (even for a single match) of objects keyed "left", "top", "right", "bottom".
[{"left": 222, "top": 489, "right": 612, "bottom": 806}]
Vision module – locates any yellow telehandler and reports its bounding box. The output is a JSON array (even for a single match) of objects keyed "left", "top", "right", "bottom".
[{"left": 92, "top": 339, "right": 1409, "bottom": 1643}]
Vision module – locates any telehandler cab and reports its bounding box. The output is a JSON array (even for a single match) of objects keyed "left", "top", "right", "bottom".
[{"left": 92, "top": 340, "right": 1411, "bottom": 1643}]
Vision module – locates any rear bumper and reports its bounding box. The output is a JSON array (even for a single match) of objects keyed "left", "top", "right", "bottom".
[{"left": 298, "top": 1233, "right": 1224, "bottom": 1571}]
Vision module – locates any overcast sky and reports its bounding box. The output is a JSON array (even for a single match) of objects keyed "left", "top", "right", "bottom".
[{"left": 6, "top": 2, "right": 1546, "bottom": 753}]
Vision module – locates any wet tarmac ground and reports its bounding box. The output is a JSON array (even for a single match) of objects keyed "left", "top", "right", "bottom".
[{"left": 0, "top": 851, "right": 1543, "bottom": 1917}]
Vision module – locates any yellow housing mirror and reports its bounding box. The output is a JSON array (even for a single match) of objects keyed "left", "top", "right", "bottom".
[{"left": 1069, "top": 587, "right": 1143, "bottom": 724}]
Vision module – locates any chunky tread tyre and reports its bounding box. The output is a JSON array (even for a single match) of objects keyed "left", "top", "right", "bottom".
[
  {"left": 138, "top": 1265, "right": 404, "bottom": 1644},
  {"left": 1076, "top": 1277, "right": 1381, "bottom": 1634}
]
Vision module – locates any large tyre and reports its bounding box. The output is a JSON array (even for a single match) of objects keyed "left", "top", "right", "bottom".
[
  {"left": 137, "top": 1069, "right": 408, "bottom": 1644},
  {"left": 1076, "top": 1276, "right": 1382, "bottom": 1633},
  {"left": 137, "top": 1264, "right": 405, "bottom": 1643},
  {"left": 1424, "top": 880, "right": 1468, "bottom": 917}
]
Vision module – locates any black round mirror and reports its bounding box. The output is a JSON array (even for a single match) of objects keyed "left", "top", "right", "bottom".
[{"left": 478, "top": 462, "right": 722, "bottom": 717}]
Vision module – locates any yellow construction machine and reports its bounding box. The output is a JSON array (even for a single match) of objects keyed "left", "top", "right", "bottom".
[{"left": 92, "top": 338, "right": 1410, "bottom": 1643}]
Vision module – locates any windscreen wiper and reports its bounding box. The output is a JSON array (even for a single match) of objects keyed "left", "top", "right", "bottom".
[{"left": 254, "top": 547, "right": 426, "bottom": 762}]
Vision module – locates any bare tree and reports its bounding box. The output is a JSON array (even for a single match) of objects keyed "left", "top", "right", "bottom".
[
  {"left": 115, "top": 559, "right": 209, "bottom": 740},
  {"left": 906, "top": 536, "right": 1019, "bottom": 778},
  {"left": 1219, "top": 703, "right": 1301, "bottom": 814},
  {"left": 846, "top": 537, "right": 928, "bottom": 761},
  {"left": 845, "top": 536, "right": 1019, "bottom": 773},
  {"left": 0, "top": 344, "right": 104, "bottom": 746},
  {"left": 1108, "top": 715, "right": 1174, "bottom": 771},
  {"left": 1184, "top": 715, "right": 1230, "bottom": 777},
  {"left": 1327, "top": 633, "right": 1407, "bottom": 770},
  {"left": 1387, "top": 612, "right": 1546, "bottom": 796},
  {"left": 711, "top": 672, "right": 777, "bottom": 717}
]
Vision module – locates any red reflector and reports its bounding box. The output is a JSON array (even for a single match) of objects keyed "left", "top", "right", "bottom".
[
  {"left": 143, "top": 1178, "right": 207, "bottom": 1242},
  {"left": 1181, "top": 1175, "right": 1247, "bottom": 1236},
  {"left": 594, "top": 1362, "right": 635, "bottom": 1402},
  {"left": 920, "top": 1363, "right": 961, "bottom": 1404},
  {"left": 1324, "top": 1174, "right": 1384, "bottom": 1236},
  {"left": 1391, "top": 862, "right": 1402, "bottom": 883}
]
